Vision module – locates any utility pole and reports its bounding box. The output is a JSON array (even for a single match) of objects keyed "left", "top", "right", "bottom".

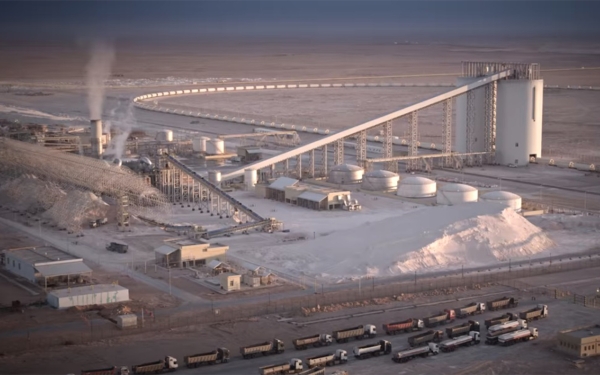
[
  {"left": 414, "top": 271, "right": 417, "bottom": 286},
  {"left": 168, "top": 267, "right": 172, "bottom": 295}
]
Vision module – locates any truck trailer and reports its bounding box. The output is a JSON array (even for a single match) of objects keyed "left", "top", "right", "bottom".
[
  {"left": 184, "top": 348, "right": 229, "bottom": 368},
  {"left": 305, "top": 349, "right": 347, "bottom": 368},
  {"left": 292, "top": 333, "right": 333, "bottom": 350},
  {"left": 408, "top": 330, "right": 444, "bottom": 347},
  {"left": 486, "top": 296, "right": 518, "bottom": 311},
  {"left": 81, "top": 367, "right": 129, "bottom": 375},
  {"left": 439, "top": 331, "right": 481, "bottom": 352},
  {"left": 423, "top": 310, "right": 455, "bottom": 328},
  {"left": 258, "top": 359, "right": 303, "bottom": 375},
  {"left": 498, "top": 328, "right": 539, "bottom": 346},
  {"left": 353, "top": 340, "right": 392, "bottom": 359},
  {"left": 332, "top": 324, "right": 376, "bottom": 343},
  {"left": 518, "top": 304, "right": 548, "bottom": 322},
  {"left": 382, "top": 318, "right": 424, "bottom": 335},
  {"left": 298, "top": 368, "right": 325, "bottom": 375},
  {"left": 241, "top": 339, "right": 285, "bottom": 359},
  {"left": 391, "top": 343, "right": 439, "bottom": 363},
  {"left": 485, "top": 319, "right": 527, "bottom": 345},
  {"left": 446, "top": 321, "right": 480, "bottom": 339},
  {"left": 131, "top": 357, "right": 178, "bottom": 375},
  {"left": 484, "top": 313, "right": 516, "bottom": 329},
  {"left": 454, "top": 302, "right": 485, "bottom": 318}
]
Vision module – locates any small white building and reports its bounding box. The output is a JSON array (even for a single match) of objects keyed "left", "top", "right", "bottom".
[
  {"left": 220, "top": 273, "right": 242, "bottom": 291},
  {"left": 47, "top": 284, "right": 129, "bottom": 309}
]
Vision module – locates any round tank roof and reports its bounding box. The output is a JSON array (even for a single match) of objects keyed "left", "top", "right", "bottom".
[
  {"left": 441, "top": 183, "right": 477, "bottom": 192},
  {"left": 400, "top": 176, "right": 435, "bottom": 185},
  {"left": 364, "top": 170, "right": 399, "bottom": 178},
  {"left": 331, "top": 163, "right": 363, "bottom": 172},
  {"left": 481, "top": 191, "right": 521, "bottom": 200}
]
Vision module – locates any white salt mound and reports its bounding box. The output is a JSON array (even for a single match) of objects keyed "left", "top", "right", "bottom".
[{"left": 244, "top": 202, "right": 554, "bottom": 280}]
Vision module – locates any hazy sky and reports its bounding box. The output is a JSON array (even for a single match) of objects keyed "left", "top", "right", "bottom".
[{"left": 2, "top": 1, "right": 600, "bottom": 40}]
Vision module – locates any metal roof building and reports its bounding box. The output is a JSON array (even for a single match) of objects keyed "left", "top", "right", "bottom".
[
  {"left": 47, "top": 284, "right": 129, "bottom": 309},
  {"left": 557, "top": 325, "right": 600, "bottom": 358},
  {"left": 2, "top": 246, "right": 92, "bottom": 290}
]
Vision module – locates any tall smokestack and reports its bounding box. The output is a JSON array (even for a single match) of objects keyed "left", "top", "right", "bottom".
[{"left": 90, "top": 119, "right": 103, "bottom": 158}]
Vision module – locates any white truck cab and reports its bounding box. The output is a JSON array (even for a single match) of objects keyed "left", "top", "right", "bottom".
[
  {"left": 365, "top": 324, "right": 377, "bottom": 336},
  {"left": 428, "top": 342, "right": 440, "bottom": 354},
  {"left": 416, "top": 319, "right": 425, "bottom": 329},
  {"left": 166, "top": 356, "right": 178, "bottom": 369},
  {"left": 336, "top": 349, "right": 348, "bottom": 361}
]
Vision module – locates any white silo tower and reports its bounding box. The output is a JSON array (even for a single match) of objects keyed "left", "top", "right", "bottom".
[{"left": 455, "top": 62, "right": 543, "bottom": 166}]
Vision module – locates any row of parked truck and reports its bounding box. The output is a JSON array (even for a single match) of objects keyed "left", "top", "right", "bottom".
[{"left": 81, "top": 300, "right": 547, "bottom": 375}]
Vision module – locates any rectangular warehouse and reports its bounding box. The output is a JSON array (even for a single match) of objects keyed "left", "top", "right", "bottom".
[
  {"left": 154, "top": 238, "right": 229, "bottom": 268},
  {"left": 47, "top": 284, "right": 129, "bottom": 309},
  {"left": 264, "top": 177, "right": 352, "bottom": 211},
  {"left": 557, "top": 325, "right": 600, "bottom": 358}
]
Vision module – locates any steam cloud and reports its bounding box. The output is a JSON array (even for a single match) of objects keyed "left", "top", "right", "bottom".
[
  {"left": 103, "top": 100, "right": 134, "bottom": 160},
  {"left": 86, "top": 41, "right": 115, "bottom": 120}
]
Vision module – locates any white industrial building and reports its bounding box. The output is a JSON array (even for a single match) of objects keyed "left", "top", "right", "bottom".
[
  {"left": 47, "top": 284, "right": 129, "bottom": 309},
  {"left": 480, "top": 190, "right": 522, "bottom": 211},
  {"left": 456, "top": 62, "right": 543, "bottom": 166},
  {"left": 397, "top": 176, "right": 437, "bottom": 198},
  {"left": 361, "top": 170, "right": 400, "bottom": 192},
  {"left": 2, "top": 246, "right": 92, "bottom": 290},
  {"left": 437, "top": 183, "right": 478, "bottom": 205},
  {"left": 261, "top": 177, "right": 358, "bottom": 211}
]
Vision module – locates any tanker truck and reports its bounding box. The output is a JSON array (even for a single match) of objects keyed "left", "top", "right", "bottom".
[
  {"left": 184, "top": 348, "right": 229, "bottom": 368},
  {"left": 382, "top": 318, "right": 424, "bottom": 335},
  {"left": 353, "top": 340, "right": 392, "bottom": 359},
  {"left": 391, "top": 343, "right": 439, "bottom": 363},
  {"left": 485, "top": 319, "right": 528, "bottom": 345},
  {"left": 292, "top": 333, "right": 332, "bottom": 350},
  {"left": 332, "top": 324, "right": 376, "bottom": 343},
  {"left": 305, "top": 349, "right": 347, "bottom": 368},
  {"left": 258, "top": 359, "right": 303, "bottom": 375},
  {"left": 438, "top": 331, "right": 480, "bottom": 352},
  {"left": 408, "top": 330, "right": 444, "bottom": 347},
  {"left": 498, "top": 328, "right": 539, "bottom": 346},
  {"left": 241, "top": 339, "right": 285, "bottom": 359}
]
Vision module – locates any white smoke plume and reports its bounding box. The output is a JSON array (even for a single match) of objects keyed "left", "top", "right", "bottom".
[
  {"left": 102, "top": 100, "right": 134, "bottom": 160},
  {"left": 86, "top": 41, "right": 115, "bottom": 120}
]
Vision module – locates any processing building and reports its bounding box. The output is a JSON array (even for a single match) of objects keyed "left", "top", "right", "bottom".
[
  {"left": 47, "top": 284, "right": 130, "bottom": 309},
  {"left": 154, "top": 238, "right": 229, "bottom": 268},
  {"left": 557, "top": 325, "right": 600, "bottom": 358},
  {"left": 1, "top": 246, "right": 92, "bottom": 290}
]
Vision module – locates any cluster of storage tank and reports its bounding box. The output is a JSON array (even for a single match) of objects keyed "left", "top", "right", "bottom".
[
  {"left": 192, "top": 137, "right": 225, "bottom": 155},
  {"left": 327, "top": 165, "right": 521, "bottom": 211}
]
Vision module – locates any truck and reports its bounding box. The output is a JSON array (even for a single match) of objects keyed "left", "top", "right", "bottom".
[
  {"left": 131, "top": 357, "right": 178, "bottom": 375},
  {"left": 305, "top": 349, "right": 348, "bottom": 368},
  {"left": 332, "top": 324, "right": 376, "bottom": 343},
  {"left": 498, "top": 328, "right": 539, "bottom": 346},
  {"left": 454, "top": 302, "right": 486, "bottom": 318},
  {"left": 423, "top": 310, "right": 455, "bottom": 328},
  {"left": 439, "top": 331, "right": 481, "bottom": 352},
  {"left": 106, "top": 242, "right": 128, "bottom": 254},
  {"left": 258, "top": 359, "right": 303, "bottom": 375},
  {"left": 241, "top": 339, "right": 285, "bottom": 359},
  {"left": 484, "top": 313, "right": 516, "bottom": 329},
  {"left": 445, "top": 320, "right": 480, "bottom": 339},
  {"left": 408, "top": 330, "right": 444, "bottom": 347},
  {"left": 298, "top": 368, "right": 325, "bottom": 375},
  {"left": 486, "top": 296, "right": 519, "bottom": 311},
  {"left": 353, "top": 340, "right": 392, "bottom": 359},
  {"left": 81, "top": 367, "right": 129, "bottom": 375},
  {"left": 292, "top": 333, "right": 333, "bottom": 350},
  {"left": 382, "top": 318, "right": 424, "bottom": 335},
  {"left": 184, "top": 348, "right": 229, "bottom": 368},
  {"left": 518, "top": 304, "right": 548, "bottom": 322},
  {"left": 485, "top": 319, "right": 528, "bottom": 345},
  {"left": 391, "top": 342, "right": 439, "bottom": 363}
]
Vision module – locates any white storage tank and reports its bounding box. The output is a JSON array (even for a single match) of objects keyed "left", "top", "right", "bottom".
[
  {"left": 361, "top": 170, "right": 399, "bottom": 191},
  {"left": 245, "top": 169, "right": 258, "bottom": 190},
  {"left": 397, "top": 176, "right": 437, "bottom": 198},
  {"left": 207, "top": 138, "right": 225, "bottom": 155},
  {"left": 156, "top": 129, "right": 174, "bottom": 142},
  {"left": 437, "top": 183, "right": 478, "bottom": 205},
  {"left": 208, "top": 170, "right": 222, "bottom": 187},
  {"left": 328, "top": 164, "right": 364, "bottom": 184},
  {"left": 192, "top": 138, "right": 202, "bottom": 152},
  {"left": 480, "top": 190, "right": 522, "bottom": 211}
]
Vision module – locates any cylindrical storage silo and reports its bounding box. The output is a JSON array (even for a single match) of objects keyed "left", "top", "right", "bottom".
[
  {"left": 90, "top": 119, "right": 103, "bottom": 158},
  {"left": 245, "top": 169, "right": 258, "bottom": 190},
  {"left": 455, "top": 77, "right": 487, "bottom": 154},
  {"left": 361, "top": 170, "right": 399, "bottom": 191},
  {"left": 397, "top": 176, "right": 437, "bottom": 198},
  {"left": 208, "top": 170, "right": 222, "bottom": 187},
  {"left": 480, "top": 191, "right": 522, "bottom": 212},
  {"left": 207, "top": 138, "right": 225, "bottom": 155},
  {"left": 328, "top": 164, "right": 364, "bottom": 184},
  {"left": 436, "top": 183, "right": 478, "bottom": 205},
  {"left": 192, "top": 138, "right": 202, "bottom": 152},
  {"left": 156, "top": 130, "right": 174, "bottom": 142},
  {"left": 199, "top": 136, "right": 209, "bottom": 153}
]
